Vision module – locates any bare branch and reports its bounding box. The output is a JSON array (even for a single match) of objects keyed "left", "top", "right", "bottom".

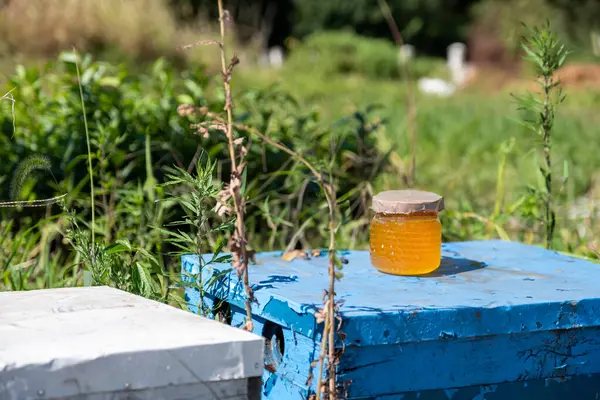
[{"left": 177, "top": 39, "right": 223, "bottom": 51}]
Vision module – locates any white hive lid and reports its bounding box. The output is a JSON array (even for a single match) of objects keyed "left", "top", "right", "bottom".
[{"left": 0, "top": 286, "right": 263, "bottom": 399}]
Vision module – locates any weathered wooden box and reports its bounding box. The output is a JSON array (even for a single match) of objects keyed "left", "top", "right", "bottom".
[
  {"left": 182, "top": 240, "right": 600, "bottom": 399},
  {"left": 0, "top": 286, "right": 263, "bottom": 400}
]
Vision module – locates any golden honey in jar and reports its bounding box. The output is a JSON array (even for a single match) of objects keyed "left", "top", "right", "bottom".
[{"left": 369, "top": 190, "right": 444, "bottom": 275}]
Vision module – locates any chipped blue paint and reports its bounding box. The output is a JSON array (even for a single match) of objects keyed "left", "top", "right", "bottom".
[
  {"left": 470, "top": 385, "right": 497, "bottom": 400},
  {"left": 444, "top": 389, "right": 458, "bottom": 399},
  {"left": 182, "top": 240, "right": 600, "bottom": 399}
]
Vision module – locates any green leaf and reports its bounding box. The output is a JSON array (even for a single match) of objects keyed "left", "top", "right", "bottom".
[
  {"left": 240, "top": 167, "right": 248, "bottom": 196},
  {"left": 59, "top": 51, "right": 80, "bottom": 64},
  {"left": 520, "top": 43, "right": 542, "bottom": 66},
  {"left": 493, "top": 223, "right": 511, "bottom": 241},
  {"left": 105, "top": 241, "right": 131, "bottom": 255},
  {"left": 133, "top": 262, "right": 156, "bottom": 298},
  {"left": 184, "top": 79, "right": 204, "bottom": 98},
  {"left": 179, "top": 199, "right": 199, "bottom": 215},
  {"left": 99, "top": 76, "right": 121, "bottom": 87},
  {"left": 177, "top": 94, "right": 195, "bottom": 105},
  {"left": 210, "top": 237, "right": 228, "bottom": 259},
  {"left": 209, "top": 221, "right": 234, "bottom": 234},
  {"left": 136, "top": 247, "right": 160, "bottom": 266}
]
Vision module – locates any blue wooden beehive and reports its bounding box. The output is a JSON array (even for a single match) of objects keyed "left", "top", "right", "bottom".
[{"left": 182, "top": 240, "right": 600, "bottom": 399}]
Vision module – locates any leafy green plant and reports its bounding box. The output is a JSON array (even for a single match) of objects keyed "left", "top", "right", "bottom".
[
  {"left": 56, "top": 50, "right": 175, "bottom": 302},
  {"left": 159, "top": 155, "right": 233, "bottom": 314},
  {"left": 0, "top": 217, "right": 72, "bottom": 291},
  {"left": 513, "top": 22, "right": 568, "bottom": 249},
  {"left": 2, "top": 50, "right": 396, "bottom": 305},
  {"left": 63, "top": 206, "right": 167, "bottom": 300}
]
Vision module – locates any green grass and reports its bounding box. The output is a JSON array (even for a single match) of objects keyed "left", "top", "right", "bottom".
[
  {"left": 232, "top": 61, "right": 600, "bottom": 259},
  {"left": 235, "top": 65, "right": 600, "bottom": 209}
]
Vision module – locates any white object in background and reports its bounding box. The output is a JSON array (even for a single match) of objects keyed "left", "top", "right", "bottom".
[
  {"left": 399, "top": 44, "right": 415, "bottom": 65},
  {"left": 417, "top": 78, "right": 456, "bottom": 97},
  {"left": 0, "top": 286, "right": 264, "bottom": 400},
  {"left": 268, "top": 46, "right": 284, "bottom": 68},
  {"left": 592, "top": 31, "right": 600, "bottom": 57},
  {"left": 447, "top": 42, "right": 468, "bottom": 86}
]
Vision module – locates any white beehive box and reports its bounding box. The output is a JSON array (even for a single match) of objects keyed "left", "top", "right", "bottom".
[{"left": 0, "top": 286, "right": 263, "bottom": 400}]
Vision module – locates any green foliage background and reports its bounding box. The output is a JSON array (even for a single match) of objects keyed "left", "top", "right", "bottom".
[{"left": 1, "top": 1, "right": 600, "bottom": 303}]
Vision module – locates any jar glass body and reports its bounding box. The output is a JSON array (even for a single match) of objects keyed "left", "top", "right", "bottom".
[{"left": 369, "top": 210, "right": 442, "bottom": 275}]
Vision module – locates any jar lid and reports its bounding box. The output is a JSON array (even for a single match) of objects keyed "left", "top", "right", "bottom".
[{"left": 371, "top": 190, "right": 444, "bottom": 214}]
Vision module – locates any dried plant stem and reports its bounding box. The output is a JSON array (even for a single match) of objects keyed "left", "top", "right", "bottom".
[
  {"left": 236, "top": 124, "right": 323, "bottom": 181},
  {"left": 182, "top": 52, "right": 340, "bottom": 397},
  {"left": 315, "top": 313, "right": 330, "bottom": 400},
  {"left": 188, "top": 106, "right": 339, "bottom": 398},
  {"left": 326, "top": 192, "right": 337, "bottom": 399},
  {"left": 0, "top": 194, "right": 67, "bottom": 208},
  {"left": 217, "top": 0, "right": 253, "bottom": 330},
  {"left": 378, "top": 0, "right": 418, "bottom": 186},
  {"left": 225, "top": 118, "right": 339, "bottom": 399},
  {"left": 2, "top": 89, "right": 16, "bottom": 137},
  {"left": 177, "top": 39, "right": 222, "bottom": 51},
  {"left": 184, "top": 106, "right": 323, "bottom": 181}
]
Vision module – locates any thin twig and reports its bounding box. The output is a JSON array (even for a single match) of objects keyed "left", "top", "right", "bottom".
[
  {"left": 0, "top": 194, "right": 67, "bottom": 208},
  {"left": 239, "top": 123, "right": 339, "bottom": 399},
  {"left": 284, "top": 217, "right": 314, "bottom": 253},
  {"left": 1, "top": 88, "right": 16, "bottom": 138},
  {"left": 183, "top": 104, "right": 324, "bottom": 180},
  {"left": 217, "top": 0, "right": 254, "bottom": 332},
  {"left": 315, "top": 316, "right": 330, "bottom": 399},
  {"left": 74, "top": 48, "right": 95, "bottom": 246},
  {"left": 170, "top": 150, "right": 186, "bottom": 170},
  {"left": 187, "top": 145, "right": 203, "bottom": 174},
  {"left": 294, "top": 178, "right": 311, "bottom": 219},
  {"left": 177, "top": 39, "right": 223, "bottom": 52},
  {"left": 325, "top": 182, "right": 337, "bottom": 400}
]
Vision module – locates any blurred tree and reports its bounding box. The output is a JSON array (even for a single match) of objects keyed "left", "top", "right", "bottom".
[
  {"left": 470, "top": 0, "right": 555, "bottom": 58},
  {"left": 168, "top": 0, "right": 600, "bottom": 59},
  {"left": 169, "top": 0, "right": 293, "bottom": 49},
  {"left": 472, "top": 0, "right": 600, "bottom": 60},
  {"left": 548, "top": 0, "right": 600, "bottom": 49},
  {"left": 291, "top": 0, "right": 480, "bottom": 56},
  {"left": 168, "top": 0, "right": 479, "bottom": 56}
]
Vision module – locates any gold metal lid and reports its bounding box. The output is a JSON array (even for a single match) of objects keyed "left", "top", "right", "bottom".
[{"left": 371, "top": 190, "right": 444, "bottom": 214}]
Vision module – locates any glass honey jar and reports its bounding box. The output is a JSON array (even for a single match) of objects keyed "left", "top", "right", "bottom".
[{"left": 369, "top": 190, "right": 444, "bottom": 276}]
